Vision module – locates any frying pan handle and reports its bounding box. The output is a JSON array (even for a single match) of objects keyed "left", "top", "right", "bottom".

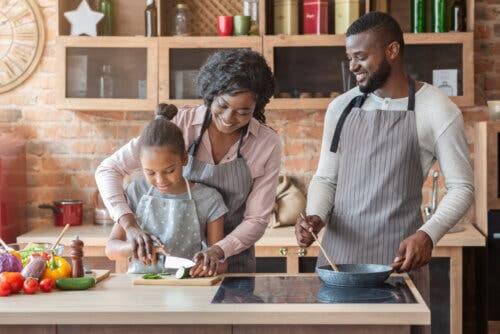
[{"left": 38, "top": 204, "right": 61, "bottom": 214}]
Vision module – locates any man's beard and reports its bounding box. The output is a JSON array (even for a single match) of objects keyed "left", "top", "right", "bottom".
[{"left": 358, "top": 58, "right": 392, "bottom": 94}]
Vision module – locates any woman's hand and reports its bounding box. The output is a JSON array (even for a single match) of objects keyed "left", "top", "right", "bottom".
[
  {"left": 190, "top": 245, "right": 225, "bottom": 277},
  {"left": 119, "top": 213, "right": 163, "bottom": 265}
]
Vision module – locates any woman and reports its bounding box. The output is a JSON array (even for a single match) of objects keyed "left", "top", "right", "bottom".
[{"left": 95, "top": 49, "right": 281, "bottom": 273}]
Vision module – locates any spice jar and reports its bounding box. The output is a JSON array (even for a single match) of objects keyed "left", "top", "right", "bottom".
[
  {"left": 274, "top": 0, "right": 298, "bottom": 35},
  {"left": 303, "top": 0, "right": 328, "bottom": 35},
  {"left": 172, "top": 3, "right": 191, "bottom": 36},
  {"left": 335, "top": 0, "right": 359, "bottom": 34}
]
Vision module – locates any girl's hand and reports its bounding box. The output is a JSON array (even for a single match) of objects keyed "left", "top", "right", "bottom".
[{"left": 190, "top": 245, "right": 225, "bottom": 277}]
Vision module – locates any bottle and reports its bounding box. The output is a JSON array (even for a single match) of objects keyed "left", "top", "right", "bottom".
[
  {"left": 145, "top": 0, "right": 158, "bottom": 37},
  {"left": 172, "top": 4, "right": 191, "bottom": 36},
  {"left": 450, "top": 0, "right": 465, "bottom": 32},
  {"left": 303, "top": 0, "right": 329, "bottom": 35},
  {"left": 243, "top": 0, "right": 259, "bottom": 35},
  {"left": 99, "top": 64, "right": 113, "bottom": 98},
  {"left": 411, "top": 0, "right": 426, "bottom": 33},
  {"left": 274, "top": 0, "right": 298, "bottom": 35},
  {"left": 98, "top": 0, "right": 113, "bottom": 36},
  {"left": 335, "top": 0, "right": 359, "bottom": 35},
  {"left": 431, "top": 0, "right": 447, "bottom": 33}
]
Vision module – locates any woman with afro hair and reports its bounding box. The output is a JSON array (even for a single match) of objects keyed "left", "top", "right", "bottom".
[{"left": 96, "top": 49, "right": 281, "bottom": 274}]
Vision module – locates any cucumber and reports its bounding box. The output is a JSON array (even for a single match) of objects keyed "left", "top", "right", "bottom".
[
  {"left": 175, "top": 266, "right": 192, "bottom": 279},
  {"left": 56, "top": 277, "right": 96, "bottom": 290}
]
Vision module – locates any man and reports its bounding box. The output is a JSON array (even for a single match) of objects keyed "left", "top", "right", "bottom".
[{"left": 296, "top": 12, "right": 473, "bottom": 332}]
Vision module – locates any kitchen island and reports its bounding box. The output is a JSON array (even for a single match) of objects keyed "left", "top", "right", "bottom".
[{"left": 0, "top": 273, "right": 428, "bottom": 334}]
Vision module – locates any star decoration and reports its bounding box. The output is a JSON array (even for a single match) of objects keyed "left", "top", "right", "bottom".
[{"left": 64, "top": 0, "right": 104, "bottom": 37}]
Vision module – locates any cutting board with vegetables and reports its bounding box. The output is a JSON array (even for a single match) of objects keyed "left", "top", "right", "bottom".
[{"left": 133, "top": 275, "right": 222, "bottom": 286}]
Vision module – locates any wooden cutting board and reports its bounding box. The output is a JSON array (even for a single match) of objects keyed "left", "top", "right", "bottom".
[
  {"left": 133, "top": 275, "right": 222, "bottom": 286},
  {"left": 88, "top": 269, "right": 110, "bottom": 284}
]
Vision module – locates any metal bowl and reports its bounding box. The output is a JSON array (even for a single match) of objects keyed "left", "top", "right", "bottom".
[{"left": 316, "top": 264, "right": 393, "bottom": 287}]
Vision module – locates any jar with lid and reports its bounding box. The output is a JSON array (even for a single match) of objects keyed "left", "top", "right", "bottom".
[
  {"left": 172, "top": 3, "right": 191, "bottom": 36},
  {"left": 274, "top": 0, "right": 298, "bottom": 35},
  {"left": 243, "top": 0, "right": 259, "bottom": 35}
]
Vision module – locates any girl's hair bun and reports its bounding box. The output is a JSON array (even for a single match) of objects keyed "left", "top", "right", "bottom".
[{"left": 155, "top": 103, "right": 178, "bottom": 120}]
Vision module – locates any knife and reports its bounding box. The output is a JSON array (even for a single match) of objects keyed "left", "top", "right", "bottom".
[{"left": 163, "top": 256, "right": 196, "bottom": 269}]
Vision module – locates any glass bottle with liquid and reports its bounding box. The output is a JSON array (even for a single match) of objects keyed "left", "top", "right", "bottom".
[
  {"left": 145, "top": 0, "right": 158, "bottom": 37},
  {"left": 99, "top": 64, "right": 113, "bottom": 98},
  {"left": 450, "top": 0, "right": 466, "bottom": 32},
  {"left": 431, "top": 0, "right": 447, "bottom": 33},
  {"left": 243, "top": 0, "right": 259, "bottom": 35},
  {"left": 98, "top": 0, "right": 113, "bottom": 36},
  {"left": 411, "top": 0, "right": 426, "bottom": 33}
]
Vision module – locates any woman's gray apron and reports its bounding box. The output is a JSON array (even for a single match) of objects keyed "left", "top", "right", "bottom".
[
  {"left": 324, "top": 79, "right": 430, "bottom": 333},
  {"left": 183, "top": 111, "right": 254, "bottom": 273},
  {"left": 128, "top": 178, "right": 202, "bottom": 274}
]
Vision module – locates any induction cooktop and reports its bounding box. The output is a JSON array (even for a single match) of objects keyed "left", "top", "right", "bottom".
[{"left": 211, "top": 276, "right": 416, "bottom": 304}]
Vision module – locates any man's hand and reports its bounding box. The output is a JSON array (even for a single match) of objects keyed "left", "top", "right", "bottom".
[
  {"left": 190, "top": 245, "right": 225, "bottom": 277},
  {"left": 295, "top": 215, "right": 325, "bottom": 247},
  {"left": 392, "top": 231, "right": 433, "bottom": 273}
]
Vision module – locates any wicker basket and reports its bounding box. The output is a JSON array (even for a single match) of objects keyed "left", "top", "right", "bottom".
[{"left": 165, "top": 0, "right": 244, "bottom": 36}]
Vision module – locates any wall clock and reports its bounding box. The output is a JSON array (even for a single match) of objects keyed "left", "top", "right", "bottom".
[{"left": 0, "top": 0, "right": 45, "bottom": 93}]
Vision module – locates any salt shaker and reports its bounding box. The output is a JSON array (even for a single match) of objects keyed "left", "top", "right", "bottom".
[{"left": 70, "top": 236, "right": 84, "bottom": 278}]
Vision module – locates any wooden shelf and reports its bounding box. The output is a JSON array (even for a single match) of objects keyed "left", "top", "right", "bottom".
[
  {"left": 56, "top": 36, "right": 158, "bottom": 111},
  {"left": 264, "top": 32, "right": 474, "bottom": 110},
  {"left": 159, "top": 36, "right": 262, "bottom": 104}
]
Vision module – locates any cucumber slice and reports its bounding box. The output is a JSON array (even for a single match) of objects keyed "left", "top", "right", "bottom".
[
  {"left": 175, "top": 266, "right": 191, "bottom": 279},
  {"left": 56, "top": 277, "right": 96, "bottom": 290}
]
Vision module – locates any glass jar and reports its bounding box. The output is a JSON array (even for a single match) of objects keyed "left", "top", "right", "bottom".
[
  {"left": 99, "top": 64, "right": 113, "bottom": 98},
  {"left": 243, "top": 0, "right": 259, "bottom": 35},
  {"left": 274, "top": 0, "right": 298, "bottom": 35},
  {"left": 172, "top": 3, "right": 191, "bottom": 36}
]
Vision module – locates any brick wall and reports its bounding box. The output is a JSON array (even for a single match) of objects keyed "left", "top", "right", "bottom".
[{"left": 0, "top": 0, "right": 498, "bottom": 231}]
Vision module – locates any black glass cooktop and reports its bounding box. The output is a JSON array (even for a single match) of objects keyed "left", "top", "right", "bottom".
[{"left": 211, "top": 276, "right": 416, "bottom": 304}]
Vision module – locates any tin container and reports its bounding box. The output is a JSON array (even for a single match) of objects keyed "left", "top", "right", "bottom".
[
  {"left": 335, "top": 0, "right": 360, "bottom": 34},
  {"left": 274, "top": 0, "right": 298, "bottom": 35},
  {"left": 303, "top": 0, "right": 329, "bottom": 34}
]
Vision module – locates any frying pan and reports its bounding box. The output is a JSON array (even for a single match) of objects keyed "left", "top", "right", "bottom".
[{"left": 316, "top": 264, "right": 393, "bottom": 287}]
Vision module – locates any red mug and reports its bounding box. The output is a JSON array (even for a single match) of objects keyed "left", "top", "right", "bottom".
[{"left": 217, "top": 16, "right": 233, "bottom": 36}]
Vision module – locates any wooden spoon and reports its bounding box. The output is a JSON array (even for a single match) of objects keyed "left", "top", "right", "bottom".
[
  {"left": 0, "top": 237, "right": 14, "bottom": 252},
  {"left": 300, "top": 213, "right": 339, "bottom": 272},
  {"left": 51, "top": 224, "right": 70, "bottom": 251}
]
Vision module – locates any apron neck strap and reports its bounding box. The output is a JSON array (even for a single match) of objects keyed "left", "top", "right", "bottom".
[
  {"left": 146, "top": 186, "right": 154, "bottom": 196},
  {"left": 407, "top": 78, "right": 416, "bottom": 111},
  {"left": 330, "top": 94, "right": 366, "bottom": 153},
  {"left": 184, "top": 177, "right": 193, "bottom": 200},
  {"left": 188, "top": 106, "right": 248, "bottom": 159}
]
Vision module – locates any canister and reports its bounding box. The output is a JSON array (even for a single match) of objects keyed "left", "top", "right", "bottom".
[
  {"left": 303, "top": 0, "right": 329, "bottom": 34},
  {"left": 274, "top": 0, "right": 298, "bottom": 35},
  {"left": 335, "top": 0, "right": 360, "bottom": 34}
]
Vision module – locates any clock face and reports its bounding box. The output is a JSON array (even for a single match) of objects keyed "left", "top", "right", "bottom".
[{"left": 0, "top": 0, "right": 44, "bottom": 93}]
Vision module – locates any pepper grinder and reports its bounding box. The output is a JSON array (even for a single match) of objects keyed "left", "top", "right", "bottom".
[{"left": 70, "top": 236, "right": 84, "bottom": 278}]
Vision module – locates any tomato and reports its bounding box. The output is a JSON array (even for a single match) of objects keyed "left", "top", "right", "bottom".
[
  {"left": 0, "top": 281, "right": 11, "bottom": 297},
  {"left": 0, "top": 272, "right": 24, "bottom": 294},
  {"left": 23, "top": 277, "right": 39, "bottom": 294},
  {"left": 39, "top": 278, "right": 54, "bottom": 293}
]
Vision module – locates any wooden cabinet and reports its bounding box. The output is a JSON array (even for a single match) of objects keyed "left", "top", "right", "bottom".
[
  {"left": 55, "top": 37, "right": 158, "bottom": 111},
  {"left": 54, "top": 0, "right": 476, "bottom": 111},
  {"left": 159, "top": 36, "right": 262, "bottom": 106}
]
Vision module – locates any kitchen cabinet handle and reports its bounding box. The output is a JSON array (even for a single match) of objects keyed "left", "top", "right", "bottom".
[{"left": 279, "top": 247, "right": 308, "bottom": 257}]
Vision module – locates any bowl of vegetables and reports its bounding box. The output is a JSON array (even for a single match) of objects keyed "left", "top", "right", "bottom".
[{"left": 5, "top": 243, "right": 64, "bottom": 267}]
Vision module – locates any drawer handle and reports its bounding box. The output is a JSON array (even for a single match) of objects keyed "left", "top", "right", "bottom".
[{"left": 279, "top": 247, "right": 308, "bottom": 257}]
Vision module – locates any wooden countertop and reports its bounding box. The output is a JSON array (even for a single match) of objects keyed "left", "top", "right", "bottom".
[
  {"left": 0, "top": 273, "right": 429, "bottom": 325},
  {"left": 17, "top": 222, "right": 485, "bottom": 248}
]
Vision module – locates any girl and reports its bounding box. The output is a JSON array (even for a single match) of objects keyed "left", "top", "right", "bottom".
[
  {"left": 97, "top": 49, "right": 281, "bottom": 274},
  {"left": 105, "top": 104, "right": 228, "bottom": 276}
]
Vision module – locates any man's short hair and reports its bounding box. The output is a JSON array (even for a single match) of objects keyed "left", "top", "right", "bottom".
[{"left": 346, "top": 12, "right": 405, "bottom": 53}]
